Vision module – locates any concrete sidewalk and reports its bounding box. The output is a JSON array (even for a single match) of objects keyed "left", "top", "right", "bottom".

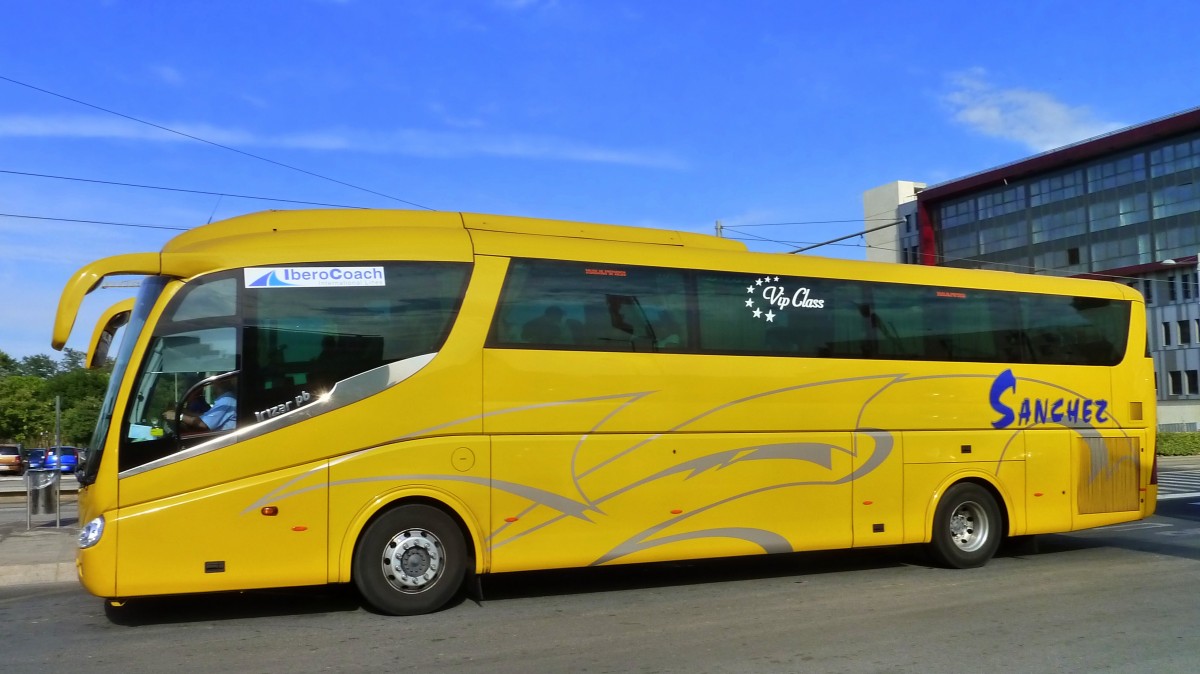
[
  {"left": 0, "top": 455, "right": 1196, "bottom": 590},
  {"left": 0, "top": 522, "right": 78, "bottom": 587},
  {"left": 0, "top": 484, "right": 79, "bottom": 588}
]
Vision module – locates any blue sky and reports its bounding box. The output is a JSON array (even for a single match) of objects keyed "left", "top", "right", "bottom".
[{"left": 2, "top": 0, "right": 1199, "bottom": 360}]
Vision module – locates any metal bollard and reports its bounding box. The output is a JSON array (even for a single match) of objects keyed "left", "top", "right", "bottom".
[
  {"left": 25, "top": 469, "right": 61, "bottom": 529},
  {"left": 42, "top": 477, "right": 57, "bottom": 515}
]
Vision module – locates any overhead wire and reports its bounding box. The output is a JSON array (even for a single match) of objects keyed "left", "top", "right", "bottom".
[
  {"left": 0, "top": 211, "right": 189, "bottom": 231},
  {"left": 0, "top": 169, "right": 368, "bottom": 210},
  {"left": 0, "top": 74, "right": 435, "bottom": 211}
]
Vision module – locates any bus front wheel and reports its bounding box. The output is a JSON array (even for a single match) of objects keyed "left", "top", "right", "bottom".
[
  {"left": 353, "top": 504, "right": 467, "bottom": 615},
  {"left": 928, "top": 482, "right": 1002, "bottom": 569}
]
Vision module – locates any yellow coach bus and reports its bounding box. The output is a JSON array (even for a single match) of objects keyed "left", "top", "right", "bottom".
[{"left": 53, "top": 209, "right": 1157, "bottom": 615}]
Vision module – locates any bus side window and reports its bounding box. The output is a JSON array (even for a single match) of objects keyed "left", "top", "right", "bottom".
[
  {"left": 492, "top": 260, "right": 687, "bottom": 353},
  {"left": 242, "top": 261, "right": 470, "bottom": 420}
]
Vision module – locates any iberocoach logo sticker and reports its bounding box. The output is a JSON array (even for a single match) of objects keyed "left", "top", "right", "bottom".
[
  {"left": 244, "top": 266, "right": 387, "bottom": 288},
  {"left": 743, "top": 276, "right": 825, "bottom": 322}
]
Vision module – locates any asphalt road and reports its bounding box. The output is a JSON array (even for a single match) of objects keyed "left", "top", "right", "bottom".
[{"left": 2, "top": 499, "right": 1199, "bottom": 674}]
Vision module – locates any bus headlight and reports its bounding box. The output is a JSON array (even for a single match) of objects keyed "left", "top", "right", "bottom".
[{"left": 78, "top": 516, "right": 105, "bottom": 549}]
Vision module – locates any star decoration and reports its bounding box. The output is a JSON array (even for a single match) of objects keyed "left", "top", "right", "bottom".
[
  {"left": 746, "top": 285, "right": 755, "bottom": 293},
  {"left": 745, "top": 298, "right": 754, "bottom": 307},
  {"left": 755, "top": 278, "right": 763, "bottom": 286},
  {"left": 765, "top": 310, "right": 776, "bottom": 322},
  {"left": 752, "top": 308, "right": 762, "bottom": 318}
]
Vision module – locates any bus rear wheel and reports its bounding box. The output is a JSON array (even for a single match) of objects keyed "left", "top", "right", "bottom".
[
  {"left": 353, "top": 504, "right": 467, "bottom": 615},
  {"left": 928, "top": 482, "right": 1001, "bottom": 569}
]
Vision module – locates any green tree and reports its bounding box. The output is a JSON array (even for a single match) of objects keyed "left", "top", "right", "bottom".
[
  {"left": 18, "top": 354, "right": 59, "bottom": 378},
  {"left": 0, "top": 349, "right": 16, "bottom": 377},
  {"left": 0, "top": 348, "right": 112, "bottom": 445},
  {"left": 44, "top": 366, "right": 110, "bottom": 445},
  {"left": 60, "top": 396, "right": 104, "bottom": 446},
  {"left": 61, "top": 348, "right": 87, "bottom": 372},
  {"left": 0, "top": 375, "right": 53, "bottom": 445}
]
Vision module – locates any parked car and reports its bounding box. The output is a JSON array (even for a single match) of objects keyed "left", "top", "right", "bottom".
[
  {"left": 0, "top": 444, "right": 23, "bottom": 475},
  {"left": 23, "top": 448, "right": 46, "bottom": 471},
  {"left": 44, "top": 446, "right": 79, "bottom": 473}
]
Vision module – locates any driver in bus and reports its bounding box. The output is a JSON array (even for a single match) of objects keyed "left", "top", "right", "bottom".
[{"left": 163, "top": 376, "right": 238, "bottom": 432}]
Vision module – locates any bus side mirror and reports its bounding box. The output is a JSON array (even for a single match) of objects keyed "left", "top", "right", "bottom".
[{"left": 87, "top": 299, "right": 135, "bottom": 369}]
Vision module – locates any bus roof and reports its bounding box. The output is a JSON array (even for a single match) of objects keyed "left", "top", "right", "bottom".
[{"left": 160, "top": 209, "right": 746, "bottom": 255}]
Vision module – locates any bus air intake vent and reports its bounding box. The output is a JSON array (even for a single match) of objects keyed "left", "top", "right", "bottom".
[{"left": 1077, "top": 436, "right": 1140, "bottom": 514}]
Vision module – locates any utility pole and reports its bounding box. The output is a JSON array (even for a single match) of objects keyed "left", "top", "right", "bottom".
[{"left": 715, "top": 220, "right": 723, "bottom": 238}]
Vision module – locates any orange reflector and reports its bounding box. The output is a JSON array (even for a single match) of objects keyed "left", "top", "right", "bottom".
[
  {"left": 292, "top": 526, "right": 308, "bottom": 532},
  {"left": 505, "top": 517, "right": 519, "bottom": 523},
  {"left": 862, "top": 501, "right": 873, "bottom": 506},
  {"left": 670, "top": 509, "right": 683, "bottom": 514},
  {"left": 261, "top": 506, "right": 279, "bottom": 516},
  {"left": 1033, "top": 492, "right": 1043, "bottom": 497}
]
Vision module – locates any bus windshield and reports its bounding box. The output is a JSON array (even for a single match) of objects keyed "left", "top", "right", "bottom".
[{"left": 79, "top": 276, "right": 170, "bottom": 486}]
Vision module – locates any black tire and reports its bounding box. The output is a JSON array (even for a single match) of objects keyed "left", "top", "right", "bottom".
[
  {"left": 353, "top": 504, "right": 467, "bottom": 616},
  {"left": 928, "top": 482, "right": 1002, "bottom": 569}
]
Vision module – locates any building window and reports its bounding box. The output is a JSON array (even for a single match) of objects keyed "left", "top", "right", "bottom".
[
  {"left": 1163, "top": 322, "right": 1173, "bottom": 346},
  {"left": 1151, "top": 137, "right": 1200, "bottom": 178},
  {"left": 1067, "top": 248, "right": 1081, "bottom": 266},
  {"left": 1189, "top": 370, "right": 1199, "bottom": 395},
  {"left": 1180, "top": 320, "right": 1192, "bottom": 344},
  {"left": 1030, "top": 170, "right": 1084, "bottom": 207},
  {"left": 1152, "top": 181, "right": 1200, "bottom": 220},
  {"left": 1185, "top": 273, "right": 1193, "bottom": 300},
  {"left": 1087, "top": 153, "right": 1147, "bottom": 192},
  {"left": 1170, "top": 370, "right": 1183, "bottom": 395},
  {"left": 1169, "top": 276, "right": 1178, "bottom": 302},
  {"left": 1144, "top": 279, "right": 1154, "bottom": 305},
  {"left": 940, "top": 199, "right": 975, "bottom": 228}
]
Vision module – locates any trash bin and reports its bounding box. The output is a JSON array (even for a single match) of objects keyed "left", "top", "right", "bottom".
[{"left": 25, "top": 468, "right": 60, "bottom": 516}]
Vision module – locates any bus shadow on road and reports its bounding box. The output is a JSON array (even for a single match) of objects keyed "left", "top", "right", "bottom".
[
  {"left": 103, "top": 547, "right": 924, "bottom": 625},
  {"left": 102, "top": 585, "right": 365, "bottom": 626},
  {"left": 104, "top": 527, "right": 1188, "bottom": 625},
  {"left": 477, "top": 545, "right": 934, "bottom": 604}
]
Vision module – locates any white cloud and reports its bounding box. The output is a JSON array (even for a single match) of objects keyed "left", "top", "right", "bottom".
[
  {"left": 0, "top": 114, "right": 686, "bottom": 169},
  {"left": 493, "top": 0, "right": 555, "bottom": 10},
  {"left": 150, "top": 65, "right": 184, "bottom": 86},
  {"left": 942, "top": 68, "right": 1126, "bottom": 152},
  {"left": 0, "top": 115, "right": 177, "bottom": 141}
]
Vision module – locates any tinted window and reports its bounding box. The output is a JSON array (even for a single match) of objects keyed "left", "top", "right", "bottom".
[
  {"left": 490, "top": 258, "right": 1131, "bottom": 367},
  {"left": 491, "top": 260, "right": 688, "bottom": 352},
  {"left": 241, "top": 262, "right": 471, "bottom": 415},
  {"left": 1021, "top": 295, "right": 1129, "bottom": 365},
  {"left": 695, "top": 272, "right": 868, "bottom": 358}
]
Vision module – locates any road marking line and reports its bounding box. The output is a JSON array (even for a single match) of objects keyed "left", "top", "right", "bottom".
[
  {"left": 1092, "top": 522, "right": 1172, "bottom": 532},
  {"left": 1158, "top": 491, "right": 1200, "bottom": 501}
]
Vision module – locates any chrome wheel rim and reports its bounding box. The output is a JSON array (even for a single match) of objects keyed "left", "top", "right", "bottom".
[
  {"left": 948, "top": 500, "right": 989, "bottom": 552},
  {"left": 381, "top": 528, "right": 445, "bottom": 593}
]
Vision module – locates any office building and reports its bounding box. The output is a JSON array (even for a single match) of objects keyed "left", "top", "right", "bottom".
[{"left": 865, "top": 107, "right": 1200, "bottom": 428}]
